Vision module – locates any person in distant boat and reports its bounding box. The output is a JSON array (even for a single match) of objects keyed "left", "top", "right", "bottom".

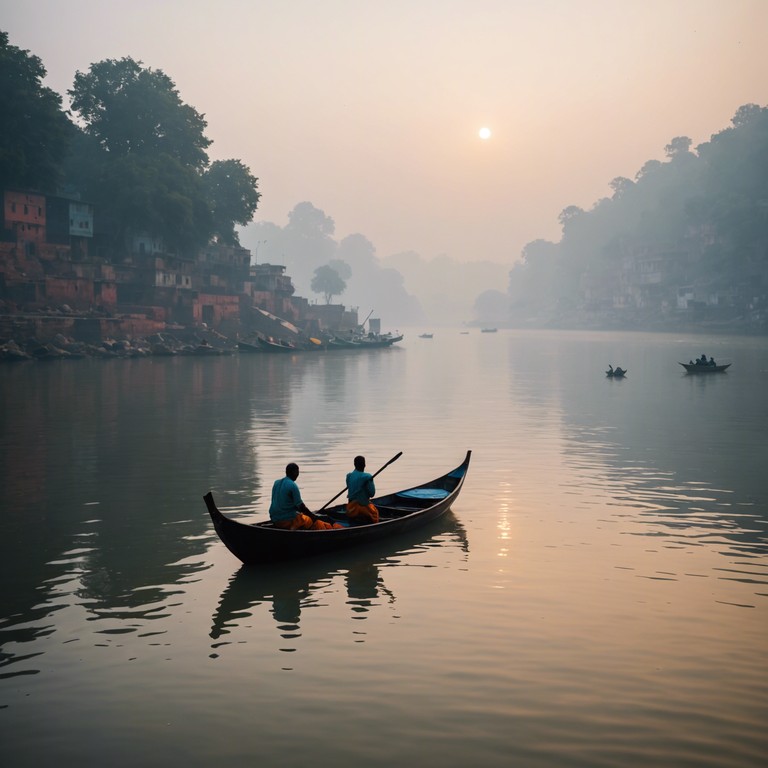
[
  {"left": 608, "top": 364, "right": 614, "bottom": 374},
  {"left": 709, "top": 356, "right": 716, "bottom": 366},
  {"left": 270, "top": 463, "right": 342, "bottom": 530},
  {"left": 698, "top": 353, "right": 708, "bottom": 365},
  {"left": 345, "top": 455, "right": 379, "bottom": 524}
]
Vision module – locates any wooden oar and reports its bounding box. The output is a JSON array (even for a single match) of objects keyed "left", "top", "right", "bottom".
[{"left": 318, "top": 451, "right": 403, "bottom": 511}]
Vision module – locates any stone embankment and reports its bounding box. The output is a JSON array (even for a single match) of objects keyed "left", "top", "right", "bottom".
[{"left": 1, "top": 332, "right": 235, "bottom": 362}]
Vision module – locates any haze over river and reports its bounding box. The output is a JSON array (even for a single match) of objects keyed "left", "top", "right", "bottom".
[{"left": 2, "top": 329, "right": 767, "bottom": 767}]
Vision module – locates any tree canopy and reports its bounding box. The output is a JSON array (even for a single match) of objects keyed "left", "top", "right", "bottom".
[
  {"left": 311, "top": 264, "right": 347, "bottom": 304},
  {"left": 61, "top": 55, "right": 260, "bottom": 255},
  {"left": 0, "top": 30, "right": 73, "bottom": 191},
  {"left": 202, "top": 159, "right": 261, "bottom": 246},
  {"left": 507, "top": 103, "right": 768, "bottom": 327},
  {"left": 69, "top": 57, "right": 210, "bottom": 169}
]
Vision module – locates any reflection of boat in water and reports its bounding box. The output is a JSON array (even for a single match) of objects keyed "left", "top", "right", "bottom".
[
  {"left": 204, "top": 451, "right": 471, "bottom": 564},
  {"left": 209, "top": 511, "right": 469, "bottom": 643},
  {"left": 679, "top": 362, "right": 731, "bottom": 373}
]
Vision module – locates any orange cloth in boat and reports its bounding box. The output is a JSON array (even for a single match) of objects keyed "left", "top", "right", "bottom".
[
  {"left": 274, "top": 513, "right": 342, "bottom": 530},
  {"left": 346, "top": 500, "right": 379, "bottom": 524}
]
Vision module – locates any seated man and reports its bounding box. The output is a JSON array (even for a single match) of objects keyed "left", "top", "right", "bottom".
[
  {"left": 345, "top": 455, "right": 379, "bottom": 524},
  {"left": 270, "top": 463, "right": 342, "bottom": 530}
]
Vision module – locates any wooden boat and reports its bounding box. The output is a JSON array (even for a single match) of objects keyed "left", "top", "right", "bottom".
[
  {"left": 357, "top": 333, "right": 403, "bottom": 348},
  {"left": 328, "top": 336, "right": 361, "bottom": 349},
  {"left": 257, "top": 336, "right": 298, "bottom": 352},
  {"left": 236, "top": 339, "right": 262, "bottom": 353},
  {"left": 204, "top": 450, "right": 472, "bottom": 564},
  {"left": 190, "top": 341, "right": 230, "bottom": 355},
  {"left": 481, "top": 328, "right": 498, "bottom": 333},
  {"left": 679, "top": 362, "right": 731, "bottom": 373},
  {"left": 419, "top": 333, "right": 434, "bottom": 339}
]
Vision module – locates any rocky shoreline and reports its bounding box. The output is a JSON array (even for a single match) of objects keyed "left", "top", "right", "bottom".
[{"left": 0, "top": 331, "right": 236, "bottom": 362}]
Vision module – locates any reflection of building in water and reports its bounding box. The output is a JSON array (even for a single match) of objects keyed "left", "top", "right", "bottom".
[{"left": 209, "top": 513, "right": 468, "bottom": 654}]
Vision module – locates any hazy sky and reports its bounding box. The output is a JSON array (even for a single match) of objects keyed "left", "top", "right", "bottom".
[{"left": 5, "top": 0, "right": 767, "bottom": 264}]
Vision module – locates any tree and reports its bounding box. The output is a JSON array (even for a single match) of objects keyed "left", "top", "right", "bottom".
[
  {"left": 202, "top": 159, "right": 261, "bottom": 246},
  {"left": 558, "top": 205, "right": 585, "bottom": 232},
  {"left": 0, "top": 30, "right": 73, "bottom": 190},
  {"left": 311, "top": 264, "right": 347, "bottom": 303},
  {"left": 287, "top": 201, "right": 336, "bottom": 237},
  {"left": 67, "top": 57, "right": 216, "bottom": 254},
  {"left": 609, "top": 176, "right": 634, "bottom": 200},
  {"left": 337, "top": 233, "right": 377, "bottom": 270},
  {"left": 731, "top": 103, "right": 763, "bottom": 129},
  {"left": 327, "top": 259, "right": 352, "bottom": 280},
  {"left": 473, "top": 289, "right": 508, "bottom": 324},
  {"left": 664, "top": 136, "right": 692, "bottom": 160},
  {"left": 69, "top": 57, "right": 210, "bottom": 169},
  {"left": 280, "top": 203, "right": 338, "bottom": 293}
]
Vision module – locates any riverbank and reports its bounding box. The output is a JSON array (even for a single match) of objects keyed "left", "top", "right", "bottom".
[{"left": 0, "top": 331, "right": 236, "bottom": 362}]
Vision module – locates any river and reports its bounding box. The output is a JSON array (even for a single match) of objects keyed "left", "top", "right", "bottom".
[{"left": 1, "top": 329, "right": 767, "bottom": 767}]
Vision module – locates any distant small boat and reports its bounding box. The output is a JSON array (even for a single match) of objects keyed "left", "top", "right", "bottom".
[
  {"left": 481, "top": 328, "right": 497, "bottom": 333},
  {"left": 419, "top": 333, "right": 434, "bottom": 339},
  {"left": 606, "top": 367, "right": 626, "bottom": 378},
  {"left": 679, "top": 362, "right": 731, "bottom": 373}
]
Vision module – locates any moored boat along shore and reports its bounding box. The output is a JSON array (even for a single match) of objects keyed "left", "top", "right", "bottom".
[{"left": 1, "top": 328, "right": 403, "bottom": 362}]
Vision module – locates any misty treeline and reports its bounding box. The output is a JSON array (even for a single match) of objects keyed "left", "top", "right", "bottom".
[
  {"left": 0, "top": 31, "right": 259, "bottom": 255},
  {"left": 476, "top": 104, "right": 768, "bottom": 329},
  {"left": 1, "top": 29, "right": 506, "bottom": 326},
  {"left": 244, "top": 204, "right": 508, "bottom": 326},
  {"left": 8, "top": 30, "right": 764, "bottom": 331}
]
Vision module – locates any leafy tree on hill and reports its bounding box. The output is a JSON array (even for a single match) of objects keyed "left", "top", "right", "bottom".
[
  {"left": 509, "top": 103, "right": 768, "bottom": 325},
  {"left": 0, "top": 30, "right": 73, "bottom": 191}
]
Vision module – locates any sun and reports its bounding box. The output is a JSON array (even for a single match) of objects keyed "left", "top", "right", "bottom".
[{"left": 478, "top": 127, "right": 492, "bottom": 140}]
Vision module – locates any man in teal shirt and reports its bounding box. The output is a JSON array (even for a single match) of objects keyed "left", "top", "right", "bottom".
[
  {"left": 346, "top": 455, "right": 379, "bottom": 524},
  {"left": 270, "top": 463, "right": 341, "bottom": 530}
]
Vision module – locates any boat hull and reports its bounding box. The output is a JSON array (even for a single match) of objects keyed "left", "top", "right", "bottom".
[
  {"left": 204, "top": 451, "right": 471, "bottom": 564},
  {"left": 679, "top": 362, "right": 731, "bottom": 373}
]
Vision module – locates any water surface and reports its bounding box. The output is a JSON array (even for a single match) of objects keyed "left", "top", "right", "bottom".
[{"left": 1, "top": 330, "right": 767, "bottom": 767}]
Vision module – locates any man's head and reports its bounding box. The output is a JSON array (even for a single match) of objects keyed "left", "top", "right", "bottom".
[
  {"left": 354, "top": 455, "right": 366, "bottom": 471},
  {"left": 286, "top": 462, "right": 299, "bottom": 480}
]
